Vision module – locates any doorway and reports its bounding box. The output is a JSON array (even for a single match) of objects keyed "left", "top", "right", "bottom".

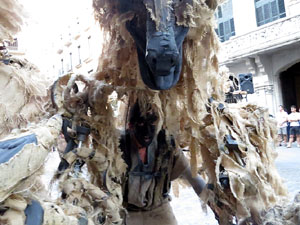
[{"left": 280, "top": 62, "right": 300, "bottom": 113}]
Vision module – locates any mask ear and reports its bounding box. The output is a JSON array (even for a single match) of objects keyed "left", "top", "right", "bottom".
[{"left": 205, "top": 0, "right": 218, "bottom": 10}]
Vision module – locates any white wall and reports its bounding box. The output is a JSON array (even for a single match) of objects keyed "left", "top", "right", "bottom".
[
  {"left": 232, "top": 0, "right": 257, "bottom": 36},
  {"left": 271, "top": 45, "right": 300, "bottom": 75},
  {"left": 226, "top": 61, "right": 248, "bottom": 75},
  {"left": 286, "top": 0, "right": 300, "bottom": 16}
]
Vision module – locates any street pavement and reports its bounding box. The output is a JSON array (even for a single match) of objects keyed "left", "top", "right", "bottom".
[
  {"left": 275, "top": 144, "right": 300, "bottom": 197},
  {"left": 42, "top": 145, "right": 300, "bottom": 225},
  {"left": 171, "top": 144, "right": 300, "bottom": 225}
]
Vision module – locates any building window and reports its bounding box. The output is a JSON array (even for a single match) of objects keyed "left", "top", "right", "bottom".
[
  {"left": 87, "top": 36, "right": 91, "bottom": 57},
  {"left": 255, "top": 0, "right": 286, "bottom": 26},
  {"left": 69, "top": 52, "right": 73, "bottom": 71},
  {"left": 77, "top": 46, "right": 81, "bottom": 65},
  {"left": 61, "top": 59, "right": 64, "bottom": 75},
  {"left": 215, "top": 0, "right": 235, "bottom": 42}
]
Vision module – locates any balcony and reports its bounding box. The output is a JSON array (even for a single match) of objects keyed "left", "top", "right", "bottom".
[{"left": 219, "top": 14, "right": 300, "bottom": 64}]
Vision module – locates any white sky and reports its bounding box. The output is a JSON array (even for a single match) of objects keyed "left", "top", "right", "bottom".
[{"left": 18, "top": 0, "right": 93, "bottom": 73}]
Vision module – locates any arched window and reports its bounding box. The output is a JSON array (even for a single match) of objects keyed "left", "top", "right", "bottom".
[{"left": 255, "top": 0, "right": 286, "bottom": 26}]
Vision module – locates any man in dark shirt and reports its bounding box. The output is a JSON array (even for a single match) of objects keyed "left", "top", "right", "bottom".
[{"left": 120, "top": 102, "right": 206, "bottom": 225}]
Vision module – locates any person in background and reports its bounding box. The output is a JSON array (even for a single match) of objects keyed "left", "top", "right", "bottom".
[
  {"left": 120, "top": 101, "right": 207, "bottom": 225},
  {"left": 287, "top": 105, "right": 300, "bottom": 148},
  {"left": 276, "top": 105, "right": 288, "bottom": 147}
]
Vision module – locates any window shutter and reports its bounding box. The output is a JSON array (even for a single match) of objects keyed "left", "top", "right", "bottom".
[
  {"left": 230, "top": 18, "right": 235, "bottom": 35},
  {"left": 256, "top": 6, "right": 263, "bottom": 25},
  {"left": 215, "top": 0, "right": 235, "bottom": 42},
  {"left": 271, "top": 1, "right": 278, "bottom": 19},
  {"left": 278, "top": 0, "right": 285, "bottom": 14},
  {"left": 255, "top": 0, "right": 286, "bottom": 26},
  {"left": 215, "top": 29, "right": 219, "bottom": 36},
  {"left": 219, "top": 22, "right": 224, "bottom": 36},
  {"left": 263, "top": 3, "right": 271, "bottom": 22},
  {"left": 218, "top": 6, "right": 222, "bottom": 18},
  {"left": 224, "top": 21, "right": 230, "bottom": 35}
]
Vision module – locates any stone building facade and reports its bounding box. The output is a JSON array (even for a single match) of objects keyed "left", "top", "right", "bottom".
[
  {"left": 53, "top": 3, "right": 102, "bottom": 77},
  {"left": 217, "top": 0, "right": 300, "bottom": 115}
]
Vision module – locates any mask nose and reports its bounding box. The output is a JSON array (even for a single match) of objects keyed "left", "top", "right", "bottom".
[{"left": 146, "top": 36, "right": 179, "bottom": 76}]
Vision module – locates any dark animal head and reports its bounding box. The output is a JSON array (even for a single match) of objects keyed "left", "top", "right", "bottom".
[{"left": 118, "top": 0, "right": 190, "bottom": 90}]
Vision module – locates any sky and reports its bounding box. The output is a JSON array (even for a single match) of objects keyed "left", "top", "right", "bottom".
[
  {"left": 21, "top": 0, "right": 91, "bottom": 33},
  {"left": 18, "top": 0, "right": 94, "bottom": 74}
]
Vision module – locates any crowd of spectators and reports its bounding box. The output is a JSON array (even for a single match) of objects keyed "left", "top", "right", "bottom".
[{"left": 276, "top": 105, "right": 300, "bottom": 148}]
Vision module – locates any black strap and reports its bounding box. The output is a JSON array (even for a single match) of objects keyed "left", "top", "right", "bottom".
[
  {"left": 128, "top": 171, "right": 161, "bottom": 178},
  {"left": 119, "top": 132, "right": 132, "bottom": 170}
]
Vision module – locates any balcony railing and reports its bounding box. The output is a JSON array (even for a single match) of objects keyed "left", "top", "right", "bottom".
[{"left": 219, "top": 14, "right": 300, "bottom": 63}]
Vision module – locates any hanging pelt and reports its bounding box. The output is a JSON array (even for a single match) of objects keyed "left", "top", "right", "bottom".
[
  {"left": 0, "top": 0, "right": 125, "bottom": 224},
  {"left": 92, "top": 0, "right": 223, "bottom": 152},
  {"left": 0, "top": 1, "right": 39, "bottom": 136},
  {"left": 0, "top": 57, "right": 51, "bottom": 139},
  {"left": 0, "top": 0, "right": 24, "bottom": 42},
  {"left": 0, "top": 0, "right": 50, "bottom": 139},
  {"left": 90, "top": 0, "right": 294, "bottom": 224},
  {"left": 0, "top": 0, "right": 298, "bottom": 224}
]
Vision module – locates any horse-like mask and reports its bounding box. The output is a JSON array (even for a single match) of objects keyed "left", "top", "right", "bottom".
[{"left": 118, "top": 0, "right": 190, "bottom": 90}]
